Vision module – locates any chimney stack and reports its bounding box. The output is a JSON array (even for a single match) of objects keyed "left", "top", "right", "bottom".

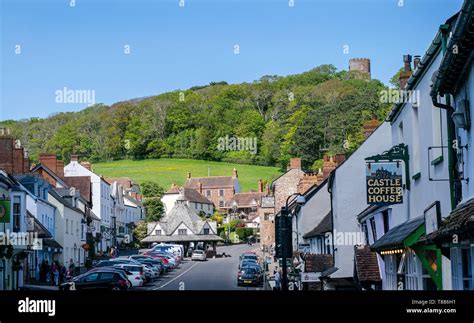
[
  {"left": 399, "top": 54, "right": 413, "bottom": 90},
  {"left": 80, "top": 161, "right": 91, "bottom": 171},
  {"left": 187, "top": 171, "right": 191, "bottom": 179},
  {"left": 39, "top": 153, "right": 58, "bottom": 174},
  {"left": 232, "top": 168, "right": 238, "bottom": 179},
  {"left": 363, "top": 116, "right": 379, "bottom": 138},
  {"left": 289, "top": 158, "right": 302, "bottom": 170},
  {"left": 70, "top": 155, "right": 79, "bottom": 162},
  {"left": 258, "top": 179, "right": 263, "bottom": 193},
  {"left": 197, "top": 181, "right": 203, "bottom": 194},
  {"left": 56, "top": 160, "right": 64, "bottom": 177}
]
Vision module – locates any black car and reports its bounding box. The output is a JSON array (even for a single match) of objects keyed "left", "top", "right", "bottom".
[
  {"left": 237, "top": 265, "right": 263, "bottom": 286},
  {"left": 60, "top": 270, "right": 129, "bottom": 291}
]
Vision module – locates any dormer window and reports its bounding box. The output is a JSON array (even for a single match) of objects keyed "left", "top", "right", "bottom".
[
  {"left": 155, "top": 229, "right": 162, "bottom": 236},
  {"left": 178, "top": 229, "right": 187, "bottom": 235}
]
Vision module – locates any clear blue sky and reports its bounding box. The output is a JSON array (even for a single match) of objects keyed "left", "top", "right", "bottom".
[{"left": 0, "top": 0, "right": 463, "bottom": 121}]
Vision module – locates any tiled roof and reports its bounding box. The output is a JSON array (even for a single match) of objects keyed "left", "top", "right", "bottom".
[
  {"left": 62, "top": 176, "right": 92, "bottom": 203},
  {"left": 354, "top": 245, "right": 381, "bottom": 282},
  {"left": 182, "top": 188, "right": 213, "bottom": 204},
  {"left": 225, "top": 192, "right": 265, "bottom": 208},
  {"left": 422, "top": 198, "right": 474, "bottom": 242},
  {"left": 104, "top": 177, "right": 133, "bottom": 190},
  {"left": 185, "top": 176, "right": 235, "bottom": 189},
  {"left": 370, "top": 216, "right": 424, "bottom": 251},
  {"left": 303, "top": 212, "right": 332, "bottom": 238},
  {"left": 304, "top": 254, "right": 334, "bottom": 273}
]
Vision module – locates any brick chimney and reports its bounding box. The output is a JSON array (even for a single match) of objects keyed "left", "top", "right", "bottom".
[
  {"left": 289, "top": 158, "right": 302, "bottom": 170},
  {"left": 232, "top": 168, "right": 238, "bottom": 179},
  {"left": 56, "top": 160, "right": 64, "bottom": 177},
  {"left": 80, "top": 161, "right": 91, "bottom": 171},
  {"left": 297, "top": 172, "right": 319, "bottom": 194},
  {"left": 0, "top": 132, "right": 14, "bottom": 174},
  {"left": 399, "top": 54, "right": 412, "bottom": 90},
  {"left": 187, "top": 171, "right": 191, "bottom": 179},
  {"left": 39, "top": 153, "right": 57, "bottom": 174},
  {"left": 70, "top": 154, "right": 79, "bottom": 162},
  {"left": 197, "top": 181, "right": 203, "bottom": 194},
  {"left": 363, "top": 116, "right": 379, "bottom": 138},
  {"left": 258, "top": 179, "right": 263, "bottom": 193}
]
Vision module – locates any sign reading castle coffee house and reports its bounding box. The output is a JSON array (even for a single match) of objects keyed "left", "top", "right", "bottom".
[{"left": 366, "top": 162, "right": 403, "bottom": 205}]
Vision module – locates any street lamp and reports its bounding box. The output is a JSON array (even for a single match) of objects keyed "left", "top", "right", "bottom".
[{"left": 280, "top": 193, "right": 305, "bottom": 292}]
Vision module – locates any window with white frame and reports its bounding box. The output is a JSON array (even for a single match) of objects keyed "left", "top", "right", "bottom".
[
  {"left": 384, "top": 255, "right": 397, "bottom": 290},
  {"left": 405, "top": 249, "right": 422, "bottom": 290},
  {"left": 451, "top": 246, "right": 474, "bottom": 290},
  {"left": 412, "top": 106, "right": 421, "bottom": 175},
  {"left": 432, "top": 104, "right": 443, "bottom": 160}
]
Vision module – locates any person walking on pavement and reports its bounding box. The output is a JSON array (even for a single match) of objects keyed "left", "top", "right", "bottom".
[
  {"left": 68, "top": 258, "right": 75, "bottom": 277},
  {"left": 274, "top": 268, "right": 282, "bottom": 291}
]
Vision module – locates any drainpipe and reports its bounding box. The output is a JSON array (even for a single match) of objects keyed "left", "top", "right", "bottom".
[
  {"left": 327, "top": 173, "right": 336, "bottom": 266},
  {"left": 431, "top": 24, "right": 458, "bottom": 210}
]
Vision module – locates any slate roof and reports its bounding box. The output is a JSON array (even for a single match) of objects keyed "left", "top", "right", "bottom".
[
  {"left": 185, "top": 176, "right": 235, "bottom": 189},
  {"left": 354, "top": 245, "right": 381, "bottom": 282},
  {"left": 48, "top": 188, "right": 84, "bottom": 215},
  {"left": 142, "top": 234, "right": 222, "bottom": 243},
  {"left": 422, "top": 198, "right": 474, "bottom": 243},
  {"left": 370, "top": 216, "right": 424, "bottom": 251},
  {"left": 182, "top": 188, "right": 213, "bottom": 204},
  {"left": 224, "top": 192, "right": 265, "bottom": 208},
  {"left": 144, "top": 197, "right": 218, "bottom": 242},
  {"left": 27, "top": 212, "right": 51, "bottom": 239},
  {"left": 303, "top": 212, "right": 332, "bottom": 239}
]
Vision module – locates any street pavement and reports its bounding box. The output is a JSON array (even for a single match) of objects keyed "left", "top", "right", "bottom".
[{"left": 142, "top": 243, "right": 262, "bottom": 291}]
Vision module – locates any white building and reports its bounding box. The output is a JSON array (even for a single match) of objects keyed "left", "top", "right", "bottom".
[
  {"left": 364, "top": 17, "right": 458, "bottom": 290},
  {"left": 64, "top": 155, "right": 112, "bottom": 252},
  {"left": 48, "top": 188, "right": 86, "bottom": 270},
  {"left": 0, "top": 171, "right": 29, "bottom": 290},
  {"left": 428, "top": 1, "right": 474, "bottom": 291},
  {"left": 162, "top": 185, "right": 214, "bottom": 217}
]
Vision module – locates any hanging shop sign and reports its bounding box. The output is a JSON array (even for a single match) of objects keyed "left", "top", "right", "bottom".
[
  {"left": 0, "top": 200, "right": 11, "bottom": 223},
  {"left": 366, "top": 162, "right": 403, "bottom": 205},
  {"left": 424, "top": 201, "right": 441, "bottom": 235}
]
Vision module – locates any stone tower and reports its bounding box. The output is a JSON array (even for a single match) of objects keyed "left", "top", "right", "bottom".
[{"left": 349, "top": 58, "right": 371, "bottom": 79}]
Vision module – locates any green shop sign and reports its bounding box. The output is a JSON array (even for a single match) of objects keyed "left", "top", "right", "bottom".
[{"left": 0, "top": 200, "right": 11, "bottom": 223}]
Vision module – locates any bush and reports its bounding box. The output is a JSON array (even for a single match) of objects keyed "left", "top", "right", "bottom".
[{"left": 235, "top": 227, "right": 254, "bottom": 240}]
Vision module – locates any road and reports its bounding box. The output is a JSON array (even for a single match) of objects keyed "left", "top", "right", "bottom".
[{"left": 143, "top": 243, "right": 262, "bottom": 291}]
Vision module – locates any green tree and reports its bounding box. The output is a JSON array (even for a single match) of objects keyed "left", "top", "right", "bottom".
[
  {"left": 140, "top": 181, "right": 165, "bottom": 198},
  {"left": 144, "top": 197, "right": 164, "bottom": 222}
]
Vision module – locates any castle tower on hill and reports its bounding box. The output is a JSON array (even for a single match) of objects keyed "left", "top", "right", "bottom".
[{"left": 349, "top": 58, "right": 371, "bottom": 79}]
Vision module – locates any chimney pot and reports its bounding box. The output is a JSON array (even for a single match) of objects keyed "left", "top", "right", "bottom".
[
  {"left": 187, "top": 171, "right": 191, "bottom": 179},
  {"left": 413, "top": 55, "right": 421, "bottom": 70},
  {"left": 403, "top": 54, "right": 412, "bottom": 72},
  {"left": 232, "top": 168, "right": 238, "bottom": 179},
  {"left": 70, "top": 155, "right": 79, "bottom": 162}
]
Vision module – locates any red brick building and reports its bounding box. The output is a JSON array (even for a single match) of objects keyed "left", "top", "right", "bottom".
[{"left": 184, "top": 168, "right": 240, "bottom": 211}]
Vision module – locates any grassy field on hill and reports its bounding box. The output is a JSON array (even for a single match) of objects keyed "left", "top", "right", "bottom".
[{"left": 93, "top": 158, "right": 282, "bottom": 192}]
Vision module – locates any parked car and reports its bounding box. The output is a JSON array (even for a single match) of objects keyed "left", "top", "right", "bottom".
[
  {"left": 147, "top": 251, "right": 178, "bottom": 267},
  {"left": 191, "top": 250, "right": 207, "bottom": 261},
  {"left": 142, "top": 252, "right": 173, "bottom": 271},
  {"left": 130, "top": 256, "right": 165, "bottom": 274},
  {"left": 112, "top": 264, "right": 146, "bottom": 287},
  {"left": 239, "top": 258, "right": 258, "bottom": 269},
  {"left": 239, "top": 252, "right": 258, "bottom": 262},
  {"left": 87, "top": 267, "right": 133, "bottom": 288},
  {"left": 237, "top": 265, "right": 263, "bottom": 286},
  {"left": 60, "top": 270, "right": 130, "bottom": 291}
]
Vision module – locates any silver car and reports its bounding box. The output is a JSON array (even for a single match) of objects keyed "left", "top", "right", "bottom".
[{"left": 191, "top": 250, "right": 207, "bottom": 261}]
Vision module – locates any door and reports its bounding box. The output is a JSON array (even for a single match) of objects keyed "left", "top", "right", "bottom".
[{"left": 98, "top": 272, "right": 117, "bottom": 289}]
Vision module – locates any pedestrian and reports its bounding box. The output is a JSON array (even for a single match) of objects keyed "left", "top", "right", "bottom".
[
  {"left": 274, "top": 269, "right": 281, "bottom": 291},
  {"left": 52, "top": 262, "right": 59, "bottom": 286},
  {"left": 45, "top": 260, "right": 51, "bottom": 283},
  {"left": 68, "top": 258, "right": 75, "bottom": 277},
  {"left": 59, "top": 263, "right": 66, "bottom": 284}
]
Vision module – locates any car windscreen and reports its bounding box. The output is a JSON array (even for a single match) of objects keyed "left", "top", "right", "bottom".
[{"left": 242, "top": 268, "right": 257, "bottom": 274}]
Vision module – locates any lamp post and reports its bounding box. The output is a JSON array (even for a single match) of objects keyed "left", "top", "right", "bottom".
[{"left": 280, "top": 193, "right": 305, "bottom": 292}]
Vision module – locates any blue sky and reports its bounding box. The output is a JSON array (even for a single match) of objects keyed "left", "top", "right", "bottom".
[{"left": 0, "top": 0, "right": 463, "bottom": 120}]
